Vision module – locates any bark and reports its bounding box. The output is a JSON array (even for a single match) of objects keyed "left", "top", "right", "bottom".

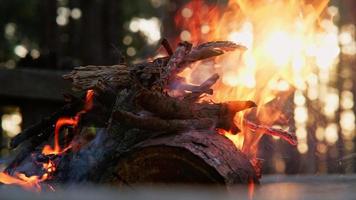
[
  {"left": 152, "top": 41, "right": 192, "bottom": 90},
  {"left": 113, "top": 110, "right": 216, "bottom": 132},
  {"left": 135, "top": 89, "right": 256, "bottom": 132},
  {"left": 103, "top": 131, "right": 258, "bottom": 186}
]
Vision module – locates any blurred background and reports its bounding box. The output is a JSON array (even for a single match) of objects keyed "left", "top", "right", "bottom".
[{"left": 0, "top": 0, "right": 355, "bottom": 176}]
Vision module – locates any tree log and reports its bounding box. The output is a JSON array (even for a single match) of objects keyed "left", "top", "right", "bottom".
[{"left": 104, "top": 131, "right": 258, "bottom": 186}]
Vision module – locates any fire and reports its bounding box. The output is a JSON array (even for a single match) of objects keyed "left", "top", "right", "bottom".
[
  {"left": 175, "top": 0, "right": 334, "bottom": 165},
  {"left": 42, "top": 89, "right": 94, "bottom": 155},
  {"left": 0, "top": 90, "right": 94, "bottom": 191},
  {"left": 248, "top": 178, "right": 255, "bottom": 200},
  {"left": 0, "top": 172, "right": 46, "bottom": 192}
]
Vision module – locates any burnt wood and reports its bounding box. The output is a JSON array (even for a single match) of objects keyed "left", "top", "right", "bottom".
[
  {"left": 103, "top": 131, "right": 258, "bottom": 186},
  {"left": 3, "top": 40, "right": 262, "bottom": 188}
]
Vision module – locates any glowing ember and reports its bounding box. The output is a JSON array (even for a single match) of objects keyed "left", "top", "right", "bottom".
[{"left": 0, "top": 90, "right": 94, "bottom": 191}]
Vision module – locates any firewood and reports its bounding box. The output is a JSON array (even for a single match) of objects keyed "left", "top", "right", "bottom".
[
  {"left": 134, "top": 89, "right": 256, "bottom": 133},
  {"left": 63, "top": 41, "right": 244, "bottom": 93},
  {"left": 154, "top": 41, "right": 245, "bottom": 90},
  {"left": 113, "top": 110, "right": 216, "bottom": 132},
  {"left": 182, "top": 41, "right": 246, "bottom": 64},
  {"left": 131, "top": 57, "right": 169, "bottom": 88},
  {"left": 160, "top": 38, "right": 173, "bottom": 56},
  {"left": 243, "top": 119, "right": 297, "bottom": 145},
  {"left": 135, "top": 89, "right": 256, "bottom": 120},
  {"left": 63, "top": 65, "right": 131, "bottom": 91},
  {"left": 104, "top": 131, "right": 258, "bottom": 185},
  {"left": 4, "top": 40, "right": 262, "bottom": 189},
  {"left": 152, "top": 41, "right": 192, "bottom": 90},
  {"left": 168, "top": 73, "right": 219, "bottom": 101},
  {"left": 182, "top": 73, "right": 220, "bottom": 102}
]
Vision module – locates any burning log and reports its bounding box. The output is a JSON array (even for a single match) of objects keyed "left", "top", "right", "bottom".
[{"left": 101, "top": 131, "right": 258, "bottom": 185}]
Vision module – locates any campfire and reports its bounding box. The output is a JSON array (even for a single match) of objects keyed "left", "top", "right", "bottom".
[{"left": 0, "top": 0, "right": 336, "bottom": 194}]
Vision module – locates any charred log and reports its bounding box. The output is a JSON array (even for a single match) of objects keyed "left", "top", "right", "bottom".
[{"left": 100, "top": 131, "right": 258, "bottom": 186}]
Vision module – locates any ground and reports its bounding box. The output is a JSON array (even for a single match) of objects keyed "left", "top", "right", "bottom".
[{"left": 0, "top": 174, "right": 355, "bottom": 200}]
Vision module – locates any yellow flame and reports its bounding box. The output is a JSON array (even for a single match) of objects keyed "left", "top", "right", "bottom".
[{"left": 176, "top": 0, "right": 336, "bottom": 158}]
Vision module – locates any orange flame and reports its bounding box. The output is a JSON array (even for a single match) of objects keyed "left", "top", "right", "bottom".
[
  {"left": 0, "top": 172, "right": 47, "bottom": 192},
  {"left": 42, "top": 90, "right": 94, "bottom": 155},
  {"left": 175, "top": 0, "right": 332, "bottom": 165},
  {"left": 0, "top": 90, "right": 94, "bottom": 191},
  {"left": 248, "top": 178, "right": 255, "bottom": 200}
]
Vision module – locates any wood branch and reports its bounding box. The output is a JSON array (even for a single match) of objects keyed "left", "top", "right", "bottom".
[
  {"left": 63, "top": 41, "right": 242, "bottom": 92},
  {"left": 243, "top": 119, "right": 297, "bottom": 145},
  {"left": 131, "top": 57, "right": 169, "bottom": 88},
  {"left": 182, "top": 73, "right": 220, "bottom": 102},
  {"left": 168, "top": 73, "right": 219, "bottom": 94},
  {"left": 135, "top": 90, "right": 256, "bottom": 119},
  {"left": 182, "top": 41, "right": 246, "bottom": 64},
  {"left": 160, "top": 38, "right": 173, "bottom": 56},
  {"left": 63, "top": 65, "right": 131, "bottom": 91},
  {"left": 134, "top": 90, "right": 256, "bottom": 132},
  {"left": 113, "top": 110, "right": 215, "bottom": 132},
  {"left": 152, "top": 41, "right": 192, "bottom": 90}
]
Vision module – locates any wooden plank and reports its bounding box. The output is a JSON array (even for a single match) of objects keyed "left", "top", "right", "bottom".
[{"left": 0, "top": 68, "right": 72, "bottom": 101}]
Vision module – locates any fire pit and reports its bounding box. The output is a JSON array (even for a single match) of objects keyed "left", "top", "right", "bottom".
[{"left": 0, "top": 0, "right": 345, "bottom": 197}]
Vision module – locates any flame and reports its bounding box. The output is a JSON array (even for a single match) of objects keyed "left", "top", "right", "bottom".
[
  {"left": 248, "top": 178, "right": 255, "bottom": 200},
  {"left": 0, "top": 172, "right": 46, "bottom": 192},
  {"left": 0, "top": 90, "right": 94, "bottom": 191},
  {"left": 175, "top": 0, "right": 333, "bottom": 164},
  {"left": 42, "top": 89, "right": 94, "bottom": 155}
]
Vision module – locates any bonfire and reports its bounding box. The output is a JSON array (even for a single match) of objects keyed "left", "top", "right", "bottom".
[{"left": 0, "top": 0, "right": 335, "bottom": 194}]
